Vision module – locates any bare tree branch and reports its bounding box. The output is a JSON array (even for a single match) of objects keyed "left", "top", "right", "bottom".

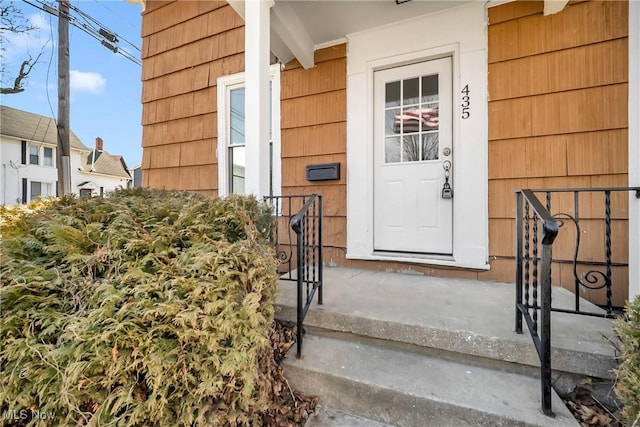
[
  {"left": 1, "top": 46, "right": 46, "bottom": 94},
  {"left": 0, "top": 2, "right": 45, "bottom": 95},
  {"left": 0, "top": 2, "right": 36, "bottom": 34}
]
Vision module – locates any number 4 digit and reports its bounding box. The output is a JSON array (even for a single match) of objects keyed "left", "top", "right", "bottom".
[{"left": 461, "top": 85, "right": 469, "bottom": 95}]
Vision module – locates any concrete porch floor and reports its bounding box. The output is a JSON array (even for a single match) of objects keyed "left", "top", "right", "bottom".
[{"left": 276, "top": 267, "right": 618, "bottom": 380}]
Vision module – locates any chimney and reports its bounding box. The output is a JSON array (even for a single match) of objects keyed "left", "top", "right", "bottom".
[{"left": 95, "top": 137, "right": 103, "bottom": 151}]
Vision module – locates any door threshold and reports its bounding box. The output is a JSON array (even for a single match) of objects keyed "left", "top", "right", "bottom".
[
  {"left": 373, "top": 250, "right": 453, "bottom": 261},
  {"left": 346, "top": 252, "right": 490, "bottom": 270}
]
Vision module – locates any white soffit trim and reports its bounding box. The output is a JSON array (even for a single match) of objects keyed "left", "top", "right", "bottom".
[
  {"left": 487, "top": 0, "right": 569, "bottom": 15},
  {"left": 228, "top": 0, "right": 245, "bottom": 19},
  {"left": 125, "top": 0, "right": 145, "bottom": 12},
  {"left": 544, "top": 0, "right": 569, "bottom": 16},
  {"left": 271, "top": 1, "right": 315, "bottom": 69}
]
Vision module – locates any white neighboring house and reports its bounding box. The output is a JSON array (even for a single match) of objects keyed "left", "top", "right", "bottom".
[
  {"left": 1, "top": 106, "right": 131, "bottom": 205},
  {"left": 77, "top": 137, "right": 131, "bottom": 198}
]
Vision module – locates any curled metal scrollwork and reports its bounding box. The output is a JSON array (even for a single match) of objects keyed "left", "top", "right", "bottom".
[{"left": 552, "top": 212, "right": 610, "bottom": 291}]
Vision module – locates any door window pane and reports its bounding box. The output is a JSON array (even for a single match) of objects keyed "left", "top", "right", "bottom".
[
  {"left": 386, "top": 108, "right": 401, "bottom": 135},
  {"left": 421, "top": 104, "right": 439, "bottom": 131},
  {"left": 421, "top": 75, "right": 438, "bottom": 102},
  {"left": 403, "top": 136, "right": 420, "bottom": 162},
  {"left": 401, "top": 107, "right": 421, "bottom": 134},
  {"left": 421, "top": 133, "right": 439, "bottom": 161},
  {"left": 385, "top": 137, "right": 401, "bottom": 163},
  {"left": 385, "top": 81, "right": 401, "bottom": 107},
  {"left": 402, "top": 78, "right": 419, "bottom": 105}
]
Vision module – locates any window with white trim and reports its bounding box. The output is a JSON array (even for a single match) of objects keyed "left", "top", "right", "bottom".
[
  {"left": 43, "top": 147, "right": 54, "bottom": 166},
  {"left": 29, "top": 145, "right": 39, "bottom": 165},
  {"left": 217, "top": 65, "right": 281, "bottom": 197},
  {"left": 30, "top": 181, "right": 53, "bottom": 201}
]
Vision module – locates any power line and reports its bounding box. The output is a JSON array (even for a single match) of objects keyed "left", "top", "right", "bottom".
[
  {"left": 70, "top": 1, "right": 141, "bottom": 53},
  {"left": 21, "top": 0, "right": 141, "bottom": 66}
]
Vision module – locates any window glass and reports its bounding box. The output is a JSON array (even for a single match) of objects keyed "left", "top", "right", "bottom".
[
  {"left": 30, "top": 181, "right": 41, "bottom": 200},
  {"left": 229, "top": 146, "right": 246, "bottom": 195},
  {"left": 43, "top": 147, "right": 53, "bottom": 166},
  {"left": 29, "top": 145, "right": 39, "bottom": 165},
  {"left": 384, "top": 73, "right": 439, "bottom": 163},
  {"left": 230, "top": 88, "right": 245, "bottom": 146}
]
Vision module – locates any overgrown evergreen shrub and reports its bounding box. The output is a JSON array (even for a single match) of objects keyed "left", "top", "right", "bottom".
[
  {"left": 615, "top": 295, "right": 640, "bottom": 426},
  {"left": 1, "top": 188, "right": 278, "bottom": 426}
]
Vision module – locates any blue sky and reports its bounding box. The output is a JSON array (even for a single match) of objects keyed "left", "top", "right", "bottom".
[{"left": 2, "top": 0, "right": 143, "bottom": 167}]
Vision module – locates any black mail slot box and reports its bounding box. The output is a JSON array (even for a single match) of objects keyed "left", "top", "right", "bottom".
[{"left": 306, "top": 162, "right": 340, "bottom": 181}]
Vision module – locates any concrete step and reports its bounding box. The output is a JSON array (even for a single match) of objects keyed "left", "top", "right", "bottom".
[
  {"left": 284, "top": 333, "right": 578, "bottom": 427},
  {"left": 306, "top": 406, "right": 393, "bottom": 427},
  {"left": 276, "top": 267, "right": 617, "bottom": 380}
]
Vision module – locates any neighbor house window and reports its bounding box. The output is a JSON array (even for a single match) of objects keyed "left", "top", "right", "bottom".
[
  {"left": 30, "top": 181, "right": 53, "bottom": 201},
  {"left": 43, "top": 147, "right": 53, "bottom": 166},
  {"left": 217, "top": 65, "right": 281, "bottom": 197},
  {"left": 29, "top": 145, "right": 39, "bottom": 165}
]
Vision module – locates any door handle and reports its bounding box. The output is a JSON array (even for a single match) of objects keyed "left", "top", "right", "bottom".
[{"left": 442, "top": 160, "right": 453, "bottom": 199}]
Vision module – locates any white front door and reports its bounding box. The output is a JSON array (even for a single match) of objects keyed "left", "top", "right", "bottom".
[{"left": 373, "top": 57, "right": 453, "bottom": 255}]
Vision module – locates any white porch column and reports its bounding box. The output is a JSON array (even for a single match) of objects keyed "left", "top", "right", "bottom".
[
  {"left": 244, "top": 0, "right": 274, "bottom": 198},
  {"left": 628, "top": 0, "right": 640, "bottom": 301}
]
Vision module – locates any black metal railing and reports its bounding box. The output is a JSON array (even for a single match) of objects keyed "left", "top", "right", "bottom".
[
  {"left": 264, "top": 194, "right": 323, "bottom": 357},
  {"left": 515, "top": 187, "right": 640, "bottom": 416}
]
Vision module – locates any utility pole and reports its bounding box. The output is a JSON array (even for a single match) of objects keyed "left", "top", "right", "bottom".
[{"left": 57, "top": 0, "right": 71, "bottom": 196}]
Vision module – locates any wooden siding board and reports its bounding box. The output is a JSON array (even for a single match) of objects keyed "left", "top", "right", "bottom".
[
  {"left": 169, "top": 93, "right": 195, "bottom": 121},
  {"left": 489, "top": 0, "right": 628, "bottom": 63},
  {"left": 488, "top": 178, "right": 529, "bottom": 219},
  {"left": 530, "top": 84, "right": 627, "bottom": 136},
  {"left": 209, "top": 54, "right": 245, "bottom": 82},
  {"left": 488, "top": 97, "right": 532, "bottom": 140},
  {"left": 488, "top": 1, "right": 543, "bottom": 25},
  {"left": 489, "top": 218, "right": 516, "bottom": 257},
  {"left": 489, "top": 38, "right": 628, "bottom": 101},
  {"left": 142, "top": 101, "right": 157, "bottom": 126},
  {"left": 193, "top": 87, "right": 217, "bottom": 116},
  {"left": 179, "top": 164, "right": 217, "bottom": 190},
  {"left": 489, "top": 84, "right": 628, "bottom": 140},
  {"left": 208, "top": 5, "right": 244, "bottom": 37},
  {"left": 145, "top": 1, "right": 226, "bottom": 36},
  {"left": 179, "top": 139, "right": 216, "bottom": 166},
  {"left": 282, "top": 185, "right": 347, "bottom": 217},
  {"left": 281, "top": 90, "right": 346, "bottom": 129},
  {"left": 146, "top": 167, "right": 180, "bottom": 189},
  {"left": 566, "top": 129, "right": 628, "bottom": 176},
  {"left": 281, "top": 122, "right": 346, "bottom": 158},
  {"left": 281, "top": 58, "right": 346, "bottom": 99}
]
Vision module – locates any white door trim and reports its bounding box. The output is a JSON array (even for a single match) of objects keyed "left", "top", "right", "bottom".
[{"left": 345, "top": 1, "right": 489, "bottom": 269}]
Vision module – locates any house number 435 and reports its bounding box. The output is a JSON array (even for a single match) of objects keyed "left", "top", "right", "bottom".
[{"left": 461, "top": 85, "right": 470, "bottom": 119}]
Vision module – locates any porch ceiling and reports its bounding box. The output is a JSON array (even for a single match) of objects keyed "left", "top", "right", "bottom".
[{"left": 231, "top": 0, "right": 471, "bottom": 69}]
